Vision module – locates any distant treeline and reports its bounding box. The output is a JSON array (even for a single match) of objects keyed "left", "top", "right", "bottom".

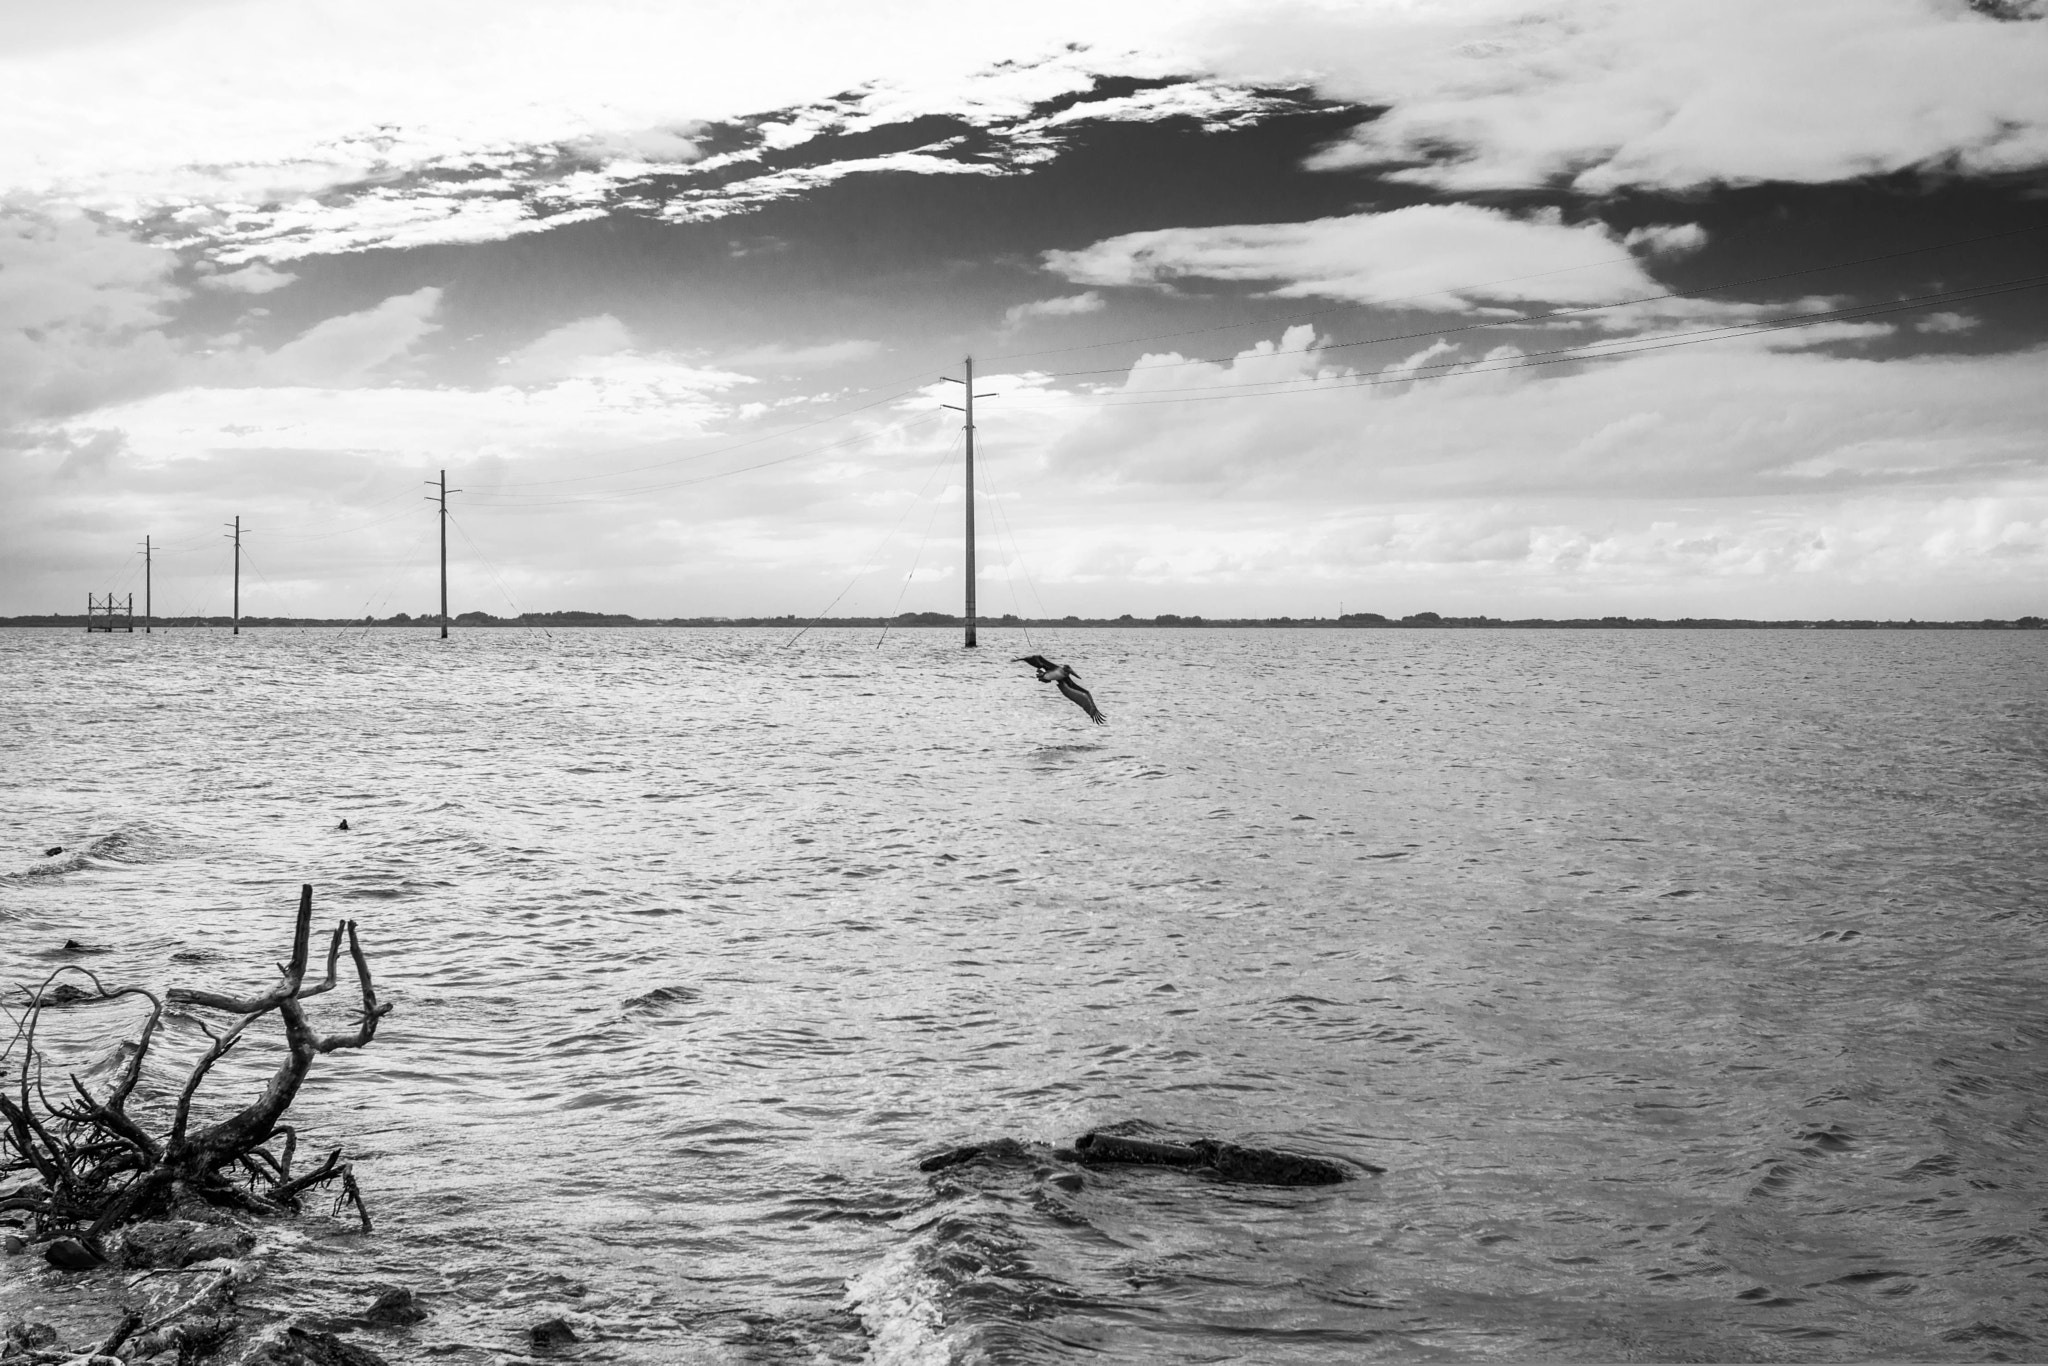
[{"left": 9, "top": 609, "right": 2045, "bottom": 630}]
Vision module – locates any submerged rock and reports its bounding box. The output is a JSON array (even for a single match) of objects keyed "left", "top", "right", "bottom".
[
  {"left": 1070, "top": 1133, "right": 1206, "bottom": 1169},
  {"left": 1186, "top": 1138, "right": 1365, "bottom": 1185},
  {"left": 530, "top": 1317, "right": 580, "bottom": 1351},
  {"left": 923, "top": 1126, "right": 1375, "bottom": 1187},
  {"left": 247, "top": 1326, "right": 388, "bottom": 1366},
  {"left": 917, "top": 1137, "right": 1033, "bottom": 1173},
  {"left": 360, "top": 1287, "right": 427, "bottom": 1327}
]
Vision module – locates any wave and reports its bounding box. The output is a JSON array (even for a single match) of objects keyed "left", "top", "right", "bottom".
[
  {"left": 0, "top": 828, "right": 167, "bottom": 886},
  {"left": 848, "top": 1123, "right": 1368, "bottom": 1363}
]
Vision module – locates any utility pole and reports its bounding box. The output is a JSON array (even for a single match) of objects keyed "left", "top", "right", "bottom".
[
  {"left": 941, "top": 359, "right": 995, "bottom": 649},
  {"left": 226, "top": 516, "right": 240, "bottom": 635},
  {"left": 143, "top": 535, "right": 152, "bottom": 633},
  {"left": 427, "top": 470, "right": 462, "bottom": 639}
]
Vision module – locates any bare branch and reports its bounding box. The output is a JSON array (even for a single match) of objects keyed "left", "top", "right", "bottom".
[
  {"left": 313, "top": 922, "right": 391, "bottom": 1053},
  {"left": 167, "top": 884, "right": 316, "bottom": 1015},
  {"left": 270, "top": 1147, "right": 342, "bottom": 1203},
  {"left": 296, "top": 922, "right": 347, "bottom": 1002},
  {"left": 169, "top": 1014, "right": 257, "bottom": 1148},
  {"left": 65, "top": 1076, "right": 158, "bottom": 1163},
  {"left": 104, "top": 993, "right": 164, "bottom": 1111},
  {"left": 90, "top": 1310, "right": 141, "bottom": 1360}
]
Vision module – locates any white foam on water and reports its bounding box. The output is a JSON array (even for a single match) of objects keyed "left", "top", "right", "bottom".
[{"left": 844, "top": 1241, "right": 955, "bottom": 1366}]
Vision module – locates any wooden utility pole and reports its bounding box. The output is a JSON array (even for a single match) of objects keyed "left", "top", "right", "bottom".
[
  {"left": 143, "top": 535, "right": 152, "bottom": 633},
  {"left": 427, "top": 470, "right": 461, "bottom": 639},
  {"left": 941, "top": 359, "right": 994, "bottom": 649},
  {"left": 227, "top": 516, "right": 240, "bottom": 634}
]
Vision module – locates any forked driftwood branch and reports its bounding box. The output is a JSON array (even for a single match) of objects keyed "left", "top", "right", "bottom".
[{"left": 0, "top": 885, "right": 391, "bottom": 1246}]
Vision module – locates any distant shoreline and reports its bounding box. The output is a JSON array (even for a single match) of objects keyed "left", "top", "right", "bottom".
[{"left": 7, "top": 612, "right": 2043, "bottom": 631}]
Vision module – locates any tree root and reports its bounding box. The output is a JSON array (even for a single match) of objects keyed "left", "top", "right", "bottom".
[{"left": 0, "top": 885, "right": 392, "bottom": 1247}]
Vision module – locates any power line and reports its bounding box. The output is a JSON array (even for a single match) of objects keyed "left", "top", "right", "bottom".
[
  {"left": 787, "top": 428, "right": 963, "bottom": 647},
  {"left": 462, "top": 409, "right": 950, "bottom": 509},
  {"left": 480, "top": 382, "right": 936, "bottom": 492},
  {"left": 445, "top": 510, "right": 535, "bottom": 625}
]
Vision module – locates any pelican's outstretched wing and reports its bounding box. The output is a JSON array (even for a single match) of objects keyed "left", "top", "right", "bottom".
[
  {"left": 1058, "top": 678, "right": 1109, "bottom": 725},
  {"left": 1014, "top": 654, "right": 1057, "bottom": 671}
]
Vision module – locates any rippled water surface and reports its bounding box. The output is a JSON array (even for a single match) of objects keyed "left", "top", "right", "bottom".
[{"left": 3, "top": 625, "right": 2045, "bottom": 1363}]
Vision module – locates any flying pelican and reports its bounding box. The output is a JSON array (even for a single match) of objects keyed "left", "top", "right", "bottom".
[{"left": 1015, "top": 654, "right": 1109, "bottom": 725}]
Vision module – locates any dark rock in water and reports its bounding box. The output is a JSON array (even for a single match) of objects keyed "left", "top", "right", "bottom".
[
  {"left": 1188, "top": 1138, "right": 1365, "bottom": 1184},
  {"left": 361, "top": 1288, "right": 427, "bottom": 1327},
  {"left": 247, "top": 1327, "right": 388, "bottom": 1366},
  {"left": 918, "top": 1137, "right": 1031, "bottom": 1173},
  {"left": 44, "top": 846, "right": 63, "bottom": 857},
  {"left": 924, "top": 1127, "right": 1373, "bottom": 1187},
  {"left": 530, "top": 1317, "right": 580, "bottom": 1351},
  {"left": 1073, "top": 1133, "right": 1206, "bottom": 1169},
  {"left": 43, "top": 1236, "right": 105, "bottom": 1271},
  {"left": 34, "top": 981, "right": 93, "bottom": 1007},
  {"left": 3, "top": 1233, "right": 26, "bottom": 1255},
  {"left": 1071, "top": 1130, "right": 1368, "bottom": 1185},
  {"left": 337, "top": 819, "right": 350, "bottom": 831},
  {"left": 919, "top": 1144, "right": 982, "bottom": 1173}
]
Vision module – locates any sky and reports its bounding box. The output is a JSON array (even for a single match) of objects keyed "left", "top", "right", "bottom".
[{"left": 3, "top": 0, "right": 2046, "bottom": 622}]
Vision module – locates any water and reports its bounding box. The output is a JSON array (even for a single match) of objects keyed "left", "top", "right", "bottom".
[{"left": 2, "top": 625, "right": 2043, "bottom": 1363}]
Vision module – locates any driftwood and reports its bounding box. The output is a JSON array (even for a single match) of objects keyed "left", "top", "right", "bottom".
[{"left": 0, "top": 885, "right": 391, "bottom": 1249}]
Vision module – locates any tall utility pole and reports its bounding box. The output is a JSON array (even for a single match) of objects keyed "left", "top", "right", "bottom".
[
  {"left": 941, "top": 359, "right": 995, "bottom": 649},
  {"left": 427, "top": 470, "right": 462, "bottom": 639},
  {"left": 142, "top": 535, "right": 152, "bottom": 633},
  {"left": 226, "top": 516, "right": 240, "bottom": 635}
]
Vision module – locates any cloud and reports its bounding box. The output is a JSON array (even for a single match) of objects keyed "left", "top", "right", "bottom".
[
  {"left": 1622, "top": 224, "right": 1708, "bottom": 258},
  {"left": 0, "top": 3, "right": 1264, "bottom": 260},
  {"left": 1207, "top": 0, "right": 2048, "bottom": 191},
  {"left": 1003, "top": 292, "right": 1105, "bottom": 328},
  {"left": 0, "top": 204, "right": 184, "bottom": 422},
  {"left": 253, "top": 287, "right": 444, "bottom": 386},
  {"left": 1916, "top": 310, "right": 1980, "bottom": 334},
  {"left": 499, "top": 314, "right": 635, "bottom": 384},
  {"left": 50, "top": 426, "right": 128, "bottom": 480},
  {"left": 1045, "top": 204, "right": 1682, "bottom": 312},
  {"left": 5, "top": 0, "right": 2040, "bottom": 276},
  {"left": 195, "top": 261, "right": 296, "bottom": 294},
  {"left": 1036, "top": 327, "right": 2048, "bottom": 501},
  {"left": 959, "top": 330, "right": 2048, "bottom": 615},
  {"left": 720, "top": 339, "right": 884, "bottom": 371}
]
